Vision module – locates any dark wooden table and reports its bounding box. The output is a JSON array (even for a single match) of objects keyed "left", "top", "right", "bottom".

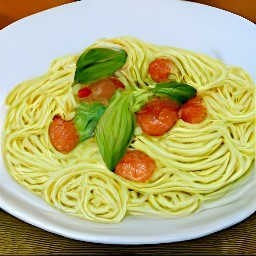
[{"left": 1, "top": 0, "right": 255, "bottom": 255}]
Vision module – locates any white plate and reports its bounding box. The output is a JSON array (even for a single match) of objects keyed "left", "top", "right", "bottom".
[{"left": 0, "top": 0, "right": 255, "bottom": 245}]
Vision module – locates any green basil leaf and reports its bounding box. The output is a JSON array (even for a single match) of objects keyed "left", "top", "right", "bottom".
[
  {"left": 75, "top": 59, "right": 126, "bottom": 85},
  {"left": 74, "top": 102, "right": 106, "bottom": 142},
  {"left": 95, "top": 91, "right": 135, "bottom": 171},
  {"left": 74, "top": 48, "right": 127, "bottom": 85},
  {"left": 76, "top": 48, "right": 126, "bottom": 69},
  {"left": 152, "top": 81, "right": 197, "bottom": 105}
]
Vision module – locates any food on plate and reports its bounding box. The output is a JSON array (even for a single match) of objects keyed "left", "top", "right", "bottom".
[
  {"left": 49, "top": 116, "right": 79, "bottom": 153},
  {"left": 136, "top": 97, "right": 180, "bottom": 136},
  {"left": 115, "top": 150, "right": 156, "bottom": 182},
  {"left": 180, "top": 96, "right": 207, "bottom": 124},
  {"left": 3, "top": 36, "right": 255, "bottom": 223},
  {"left": 148, "top": 58, "right": 173, "bottom": 83}
]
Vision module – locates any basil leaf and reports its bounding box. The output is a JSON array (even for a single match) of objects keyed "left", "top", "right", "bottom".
[
  {"left": 152, "top": 82, "right": 197, "bottom": 105},
  {"left": 74, "top": 48, "right": 127, "bottom": 85},
  {"left": 75, "top": 59, "right": 126, "bottom": 86},
  {"left": 95, "top": 91, "right": 135, "bottom": 171},
  {"left": 74, "top": 102, "right": 106, "bottom": 142},
  {"left": 76, "top": 48, "right": 125, "bottom": 69}
]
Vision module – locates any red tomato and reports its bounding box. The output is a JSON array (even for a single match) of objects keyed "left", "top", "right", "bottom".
[
  {"left": 148, "top": 58, "right": 173, "bottom": 83},
  {"left": 80, "top": 77, "right": 124, "bottom": 104},
  {"left": 49, "top": 116, "right": 79, "bottom": 154},
  {"left": 109, "top": 77, "right": 125, "bottom": 89},
  {"left": 136, "top": 98, "right": 179, "bottom": 136},
  {"left": 77, "top": 87, "right": 92, "bottom": 98},
  {"left": 115, "top": 150, "right": 156, "bottom": 182},
  {"left": 180, "top": 96, "right": 207, "bottom": 124}
]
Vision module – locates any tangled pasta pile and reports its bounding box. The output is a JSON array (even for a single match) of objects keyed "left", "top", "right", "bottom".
[{"left": 3, "top": 36, "right": 255, "bottom": 223}]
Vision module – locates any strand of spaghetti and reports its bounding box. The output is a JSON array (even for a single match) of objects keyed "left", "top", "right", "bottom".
[{"left": 3, "top": 36, "right": 255, "bottom": 223}]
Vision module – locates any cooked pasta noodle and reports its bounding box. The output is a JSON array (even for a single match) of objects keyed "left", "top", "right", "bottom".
[{"left": 3, "top": 36, "right": 255, "bottom": 223}]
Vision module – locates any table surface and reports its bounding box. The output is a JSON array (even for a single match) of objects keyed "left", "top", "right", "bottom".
[{"left": 0, "top": 0, "right": 255, "bottom": 255}]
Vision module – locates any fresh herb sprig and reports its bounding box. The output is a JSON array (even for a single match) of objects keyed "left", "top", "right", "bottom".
[
  {"left": 95, "top": 91, "right": 135, "bottom": 171},
  {"left": 74, "top": 102, "right": 106, "bottom": 142},
  {"left": 152, "top": 81, "right": 197, "bottom": 105},
  {"left": 73, "top": 48, "right": 127, "bottom": 85}
]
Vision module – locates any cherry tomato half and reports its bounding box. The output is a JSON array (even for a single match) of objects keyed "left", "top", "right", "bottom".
[
  {"left": 136, "top": 98, "right": 179, "bottom": 136},
  {"left": 49, "top": 116, "right": 79, "bottom": 154},
  {"left": 180, "top": 96, "right": 207, "bottom": 124},
  {"left": 148, "top": 58, "right": 173, "bottom": 83},
  {"left": 115, "top": 150, "right": 156, "bottom": 182}
]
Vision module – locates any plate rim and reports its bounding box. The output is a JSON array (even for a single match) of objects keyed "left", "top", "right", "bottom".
[{"left": 0, "top": 0, "right": 255, "bottom": 245}]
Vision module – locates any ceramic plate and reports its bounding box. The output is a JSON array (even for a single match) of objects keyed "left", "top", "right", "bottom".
[{"left": 0, "top": 0, "right": 255, "bottom": 244}]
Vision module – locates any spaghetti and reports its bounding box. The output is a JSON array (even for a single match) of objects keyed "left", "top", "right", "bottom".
[{"left": 3, "top": 36, "right": 255, "bottom": 223}]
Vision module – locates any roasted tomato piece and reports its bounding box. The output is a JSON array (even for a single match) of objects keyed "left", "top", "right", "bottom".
[
  {"left": 49, "top": 116, "right": 79, "bottom": 154},
  {"left": 136, "top": 98, "right": 179, "bottom": 136},
  {"left": 180, "top": 96, "right": 207, "bottom": 124},
  {"left": 115, "top": 150, "right": 156, "bottom": 182},
  {"left": 78, "top": 77, "right": 124, "bottom": 104},
  {"left": 148, "top": 58, "right": 173, "bottom": 83}
]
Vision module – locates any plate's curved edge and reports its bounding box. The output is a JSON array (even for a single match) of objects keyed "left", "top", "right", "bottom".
[
  {"left": 1, "top": 0, "right": 255, "bottom": 34},
  {"left": 0, "top": 197, "right": 255, "bottom": 245},
  {"left": 181, "top": 0, "right": 256, "bottom": 27}
]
